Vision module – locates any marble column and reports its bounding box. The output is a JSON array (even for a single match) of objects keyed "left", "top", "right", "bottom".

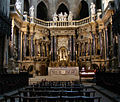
[
  {"left": 73, "top": 36, "right": 76, "bottom": 61},
  {"left": 105, "top": 29, "right": 108, "bottom": 59},
  {"left": 68, "top": 38, "right": 70, "bottom": 51},
  {"left": 51, "top": 36, "right": 53, "bottom": 61},
  {"left": 103, "top": 29, "right": 107, "bottom": 64},
  {"left": 79, "top": 42, "right": 81, "bottom": 56},
  {"left": 45, "top": 43, "right": 48, "bottom": 57},
  {"left": 42, "top": 43, "right": 45, "bottom": 57},
  {"left": 46, "top": 43, "right": 49, "bottom": 57},
  {"left": 33, "top": 39, "right": 35, "bottom": 56},
  {"left": 91, "top": 33, "right": 95, "bottom": 55},
  {"left": 54, "top": 36, "right": 57, "bottom": 60},
  {"left": 30, "top": 34, "right": 34, "bottom": 57},
  {"left": 23, "top": 33, "right": 27, "bottom": 58},
  {"left": 20, "top": 31, "right": 23, "bottom": 61},
  {"left": 36, "top": 40, "right": 39, "bottom": 56},
  {"left": 70, "top": 36, "right": 73, "bottom": 61},
  {"left": 40, "top": 42, "right": 43, "bottom": 57},
  {"left": 18, "top": 30, "right": 21, "bottom": 60},
  {"left": 3, "top": 35, "right": 8, "bottom": 67},
  {"left": 69, "top": 36, "right": 72, "bottom": 60},
  {"left": 11, "top": 17, "right": 15, "bottom": 58},
  {"left": 83, "top": 43, "right": 85, "bottom": 56},
  {"left": 94, "top": 36, "right": 96, "bottom": 56},
  {"left": 88, "top": 39, "right": 90, "bottom": 55},
  {"left": 81, "top": 43, "right": 83, "bottom": 56},
  {"left": 99, "top": 32, "right": 103, "bottom": 56}
]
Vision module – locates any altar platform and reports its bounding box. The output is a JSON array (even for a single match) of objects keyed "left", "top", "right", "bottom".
[{"left": 48, "top": 67, "right": 79, "bottom": 76}]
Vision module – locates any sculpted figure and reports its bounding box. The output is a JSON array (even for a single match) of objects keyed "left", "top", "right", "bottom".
[
  {"left": 68, "top": 11, "right": 73, "bottom": 21},
  {"left": 90, "top": 2, "right": 96, "bottom": 15},
  {"left": 15, "top": 0, "right": 22, "bottom": 13},
  {"left": 53, "top": 13, "right": 58, "bottom": 21},
  {"left": 59, "top": 12, "right": 64, "bottom": 21},
  {"left": 29, "top": 5, "right": 34, "bottom": 17},
  {"left": 63, "top": 12, "right": 68, "bottom": 21}
]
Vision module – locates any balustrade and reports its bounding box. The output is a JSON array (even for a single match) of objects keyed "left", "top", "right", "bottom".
[{"left": 10, "top": 5, "right": 96, "bottom": 28}]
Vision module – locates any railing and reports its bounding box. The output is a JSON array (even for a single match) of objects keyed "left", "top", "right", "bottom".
[
  {"left": 10, "top": 5, "right": 97, "bottom": 28},
  {"left": 34, "top": 17, "right": 48, "bottom": 27},
  {"left": 33, "top": 16, "right": 91, "bottom": 28}
]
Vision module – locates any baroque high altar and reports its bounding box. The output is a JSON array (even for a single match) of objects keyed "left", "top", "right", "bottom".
[{"left": 8, "top": 0, "right": 116, "bottom": 76}]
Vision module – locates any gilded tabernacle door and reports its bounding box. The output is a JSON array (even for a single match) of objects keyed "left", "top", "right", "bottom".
[{"left": 58, "top": 47, "right": 68, "bottom": 61}]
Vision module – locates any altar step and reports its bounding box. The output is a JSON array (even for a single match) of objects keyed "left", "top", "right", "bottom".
[{"left": 29, "top": 75, "right": 80, "bottom": 85}]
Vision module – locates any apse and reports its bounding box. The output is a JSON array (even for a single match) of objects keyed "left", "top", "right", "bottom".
[
  {"left": 79, "top": 0, "right": 89, "bottom": 19},
  {"left": 57, "top": 3, "right": 69, "bottom": 15},
  {"left": 37, "top": 1, "right": 48, "bottom": 20}
]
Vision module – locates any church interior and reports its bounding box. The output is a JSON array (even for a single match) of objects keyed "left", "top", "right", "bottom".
[{"left": 0, "top": 0, "right": 120, "bottom": 102}]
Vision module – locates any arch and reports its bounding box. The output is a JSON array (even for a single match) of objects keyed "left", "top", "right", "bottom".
[
  {"left": 57, "top": 3, "right": 69, "bottom": 15},
  {"left": 37, "top": 1, "right": 48, "bottom": 20},
  {"left": 24, "top": 0, "right": 29, "bottom": 15},
  {"left": 56, "top": 0, "right": 69, "bottom": 10},
  {"left": 79, "top": 0, "right": 89, "bottom": 19}
]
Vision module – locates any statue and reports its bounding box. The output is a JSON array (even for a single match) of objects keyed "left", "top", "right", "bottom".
[
  {"left": 15, "top": 0, "right": 22, "bottom": 13},
  {"left": 90, "top": 2, "right": 96, "bottom": 15},
  {"left": 68, "top": 11, "right": 73, "bottom": 21},
  {"left": 29, "top": 5, "right": 34, "bottom": 17},
  {"left": 53, "top": 13, "right": 58, "bottom": 22},
  {"left": 58, "top": 12, "right": 64, "bottom": 21},
  {"left": 63, "top": 12, "right": 68, "bottom": 21}
]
